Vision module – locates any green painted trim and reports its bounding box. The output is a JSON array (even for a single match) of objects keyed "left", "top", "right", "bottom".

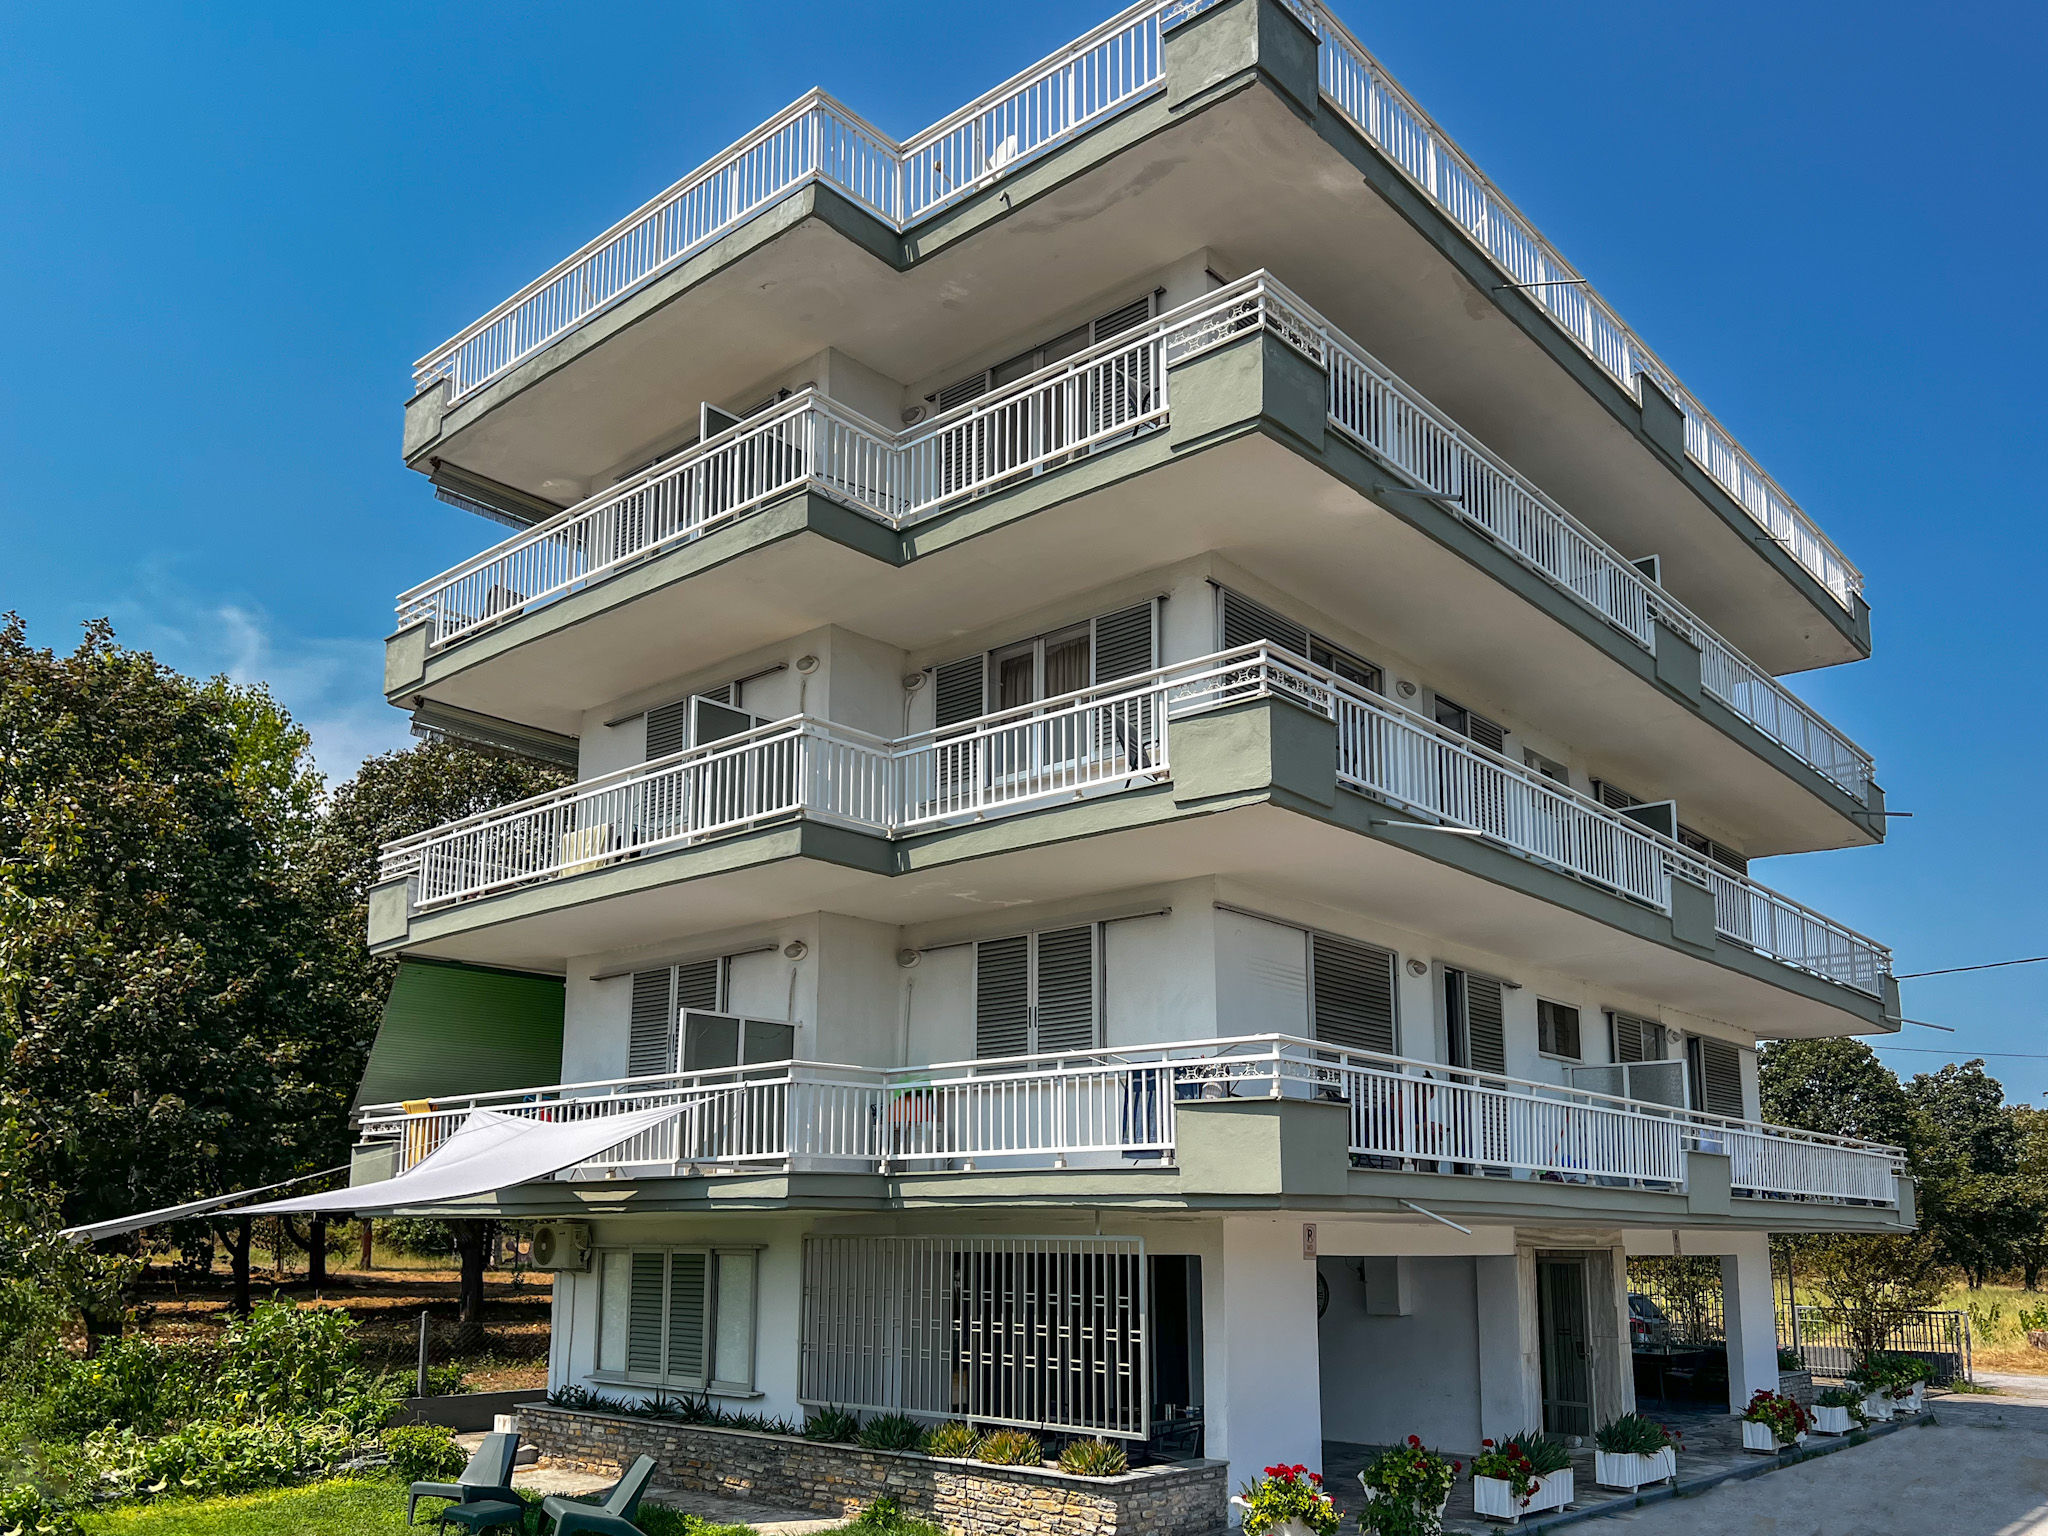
[{"left": 353, "top": 958, "right": 565, "bottom": 1109}]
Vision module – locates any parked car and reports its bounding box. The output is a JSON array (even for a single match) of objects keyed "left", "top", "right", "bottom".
[{"left": 1629, "top": 1292, "right": 1674, "bottom": 1350}]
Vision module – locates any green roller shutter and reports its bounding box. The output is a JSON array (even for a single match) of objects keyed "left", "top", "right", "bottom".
[{"left": 352, "top": 958, "right": 564, "bottom": 1109}]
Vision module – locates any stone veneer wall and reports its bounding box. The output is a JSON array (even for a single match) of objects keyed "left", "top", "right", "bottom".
[{"left": 518, "top": 1406, "right": 1227, "bottom": 1536}]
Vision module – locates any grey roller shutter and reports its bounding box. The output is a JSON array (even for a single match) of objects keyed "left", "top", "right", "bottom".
[
  {"left": 674, "top": 959, "right": 721, "bottom": 1012},
  {"left": 1697, "top": 1037, "right": 1745, "bottom": 1118},
  {"left": 646, "top": 700, "right": 691, "bottom": 761},
  {"left": 1092, "top": 603, "right": 1155, "bottom": 685},
  {"left": 628, "top": 970, "right": 676, "bottom": 1077},
  {"left": 934, "top": 655, "right": 987, "bottom": 728},
  {"left": 1219, "top": 588, "right": 1308, "bottom": 657},
  {"left": 626, "top": 1252, "right": 666, "bottom": 1376},
  {"left": 1033, "top": 926, "right": 1098, "bottom": 1053},
  {"left": 666, "top": 1252, "right": 709, "bottom": 1383},
  {"left": 976, "top": 936, "right": 1031, "bottom": 1058},
  {"left": 1463, "top": 973, "right": 1506, "bottom": 1075},
  {"left": 1310, "top": 935, "right": 1396, "bottom": 1053},
  {"left": 1610, "top": 1011, "right": 1652, "bottom": 1064}
]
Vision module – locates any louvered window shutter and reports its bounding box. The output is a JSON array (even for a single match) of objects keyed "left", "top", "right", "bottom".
[
  {"left": 1610, "top": 1011, "right": 1651, "bottom": 1064},
  {"left": 674, "top": 959, "right": 721, "bottom": 1012},
  {"left": 1033, "top": 927, "right": 1098, "bottom": 1053},
  {"left": 1592, "top": 779, "right": 1642, "bottom": 811},
  {"left": 646, "top": 700, "right": 691, "bottom": 761},
  {"left": 626, "top": 1252, "right": 666, "bottom": 1376},
  {"left": 628, "top": 970, "right": 676, "bottom": 1077},
  {"left": 666, "top": 1252, "right": 709, "bottom": 1383},
  {"left": 1092, "top": 604, "right": 1155, "bottom": 684},
  {"left": 1310, "top": 934, "right": 1397, "bottom": 1053},
  {"left": 936, "top": 373, "right": 992, "bottom": 412},
  {"left": 1466, "top": 712, "right": 1505, "bottom": 754},
  {"left": 1092, "top": 297, "right": 1153, "bottom": 342},
  {"left": 1219, "top": 588, "right": 1308, "bottom": 657},
  {"left": 1463, "top": 974, "right": 1506, "bottom": 1075},
  {"left": 933, "top": 655, "right": 987, "bottom": 728},
  {"left": 1697, "top": 1037, "right": 1745, "bottom": 1118},
  {"left": 976, "top": 936, "right": 1031, "bottom": 1058}
]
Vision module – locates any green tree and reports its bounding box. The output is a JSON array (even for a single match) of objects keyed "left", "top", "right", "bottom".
[
  {"left": 0, "top": 617, "right": 355, "bottom": 1321},
  {"left": 1906, "top": 1061, "right": 2027, "bottom": 1287},
  {"left": 1758, "top": 1037, "right": 1914, "bottom": 1147}
]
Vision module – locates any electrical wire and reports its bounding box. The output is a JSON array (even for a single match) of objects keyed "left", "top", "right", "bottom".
[{"left": 1895, "top": 955, "right": 2048, "bottom": 979}]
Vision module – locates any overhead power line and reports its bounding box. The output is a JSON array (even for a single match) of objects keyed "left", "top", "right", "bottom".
[{"left": 1895, "top": 955, "right": 2048, "bottom": 979}]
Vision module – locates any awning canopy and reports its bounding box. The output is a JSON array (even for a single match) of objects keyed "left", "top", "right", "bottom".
[
  {"left": 59, "top": 1166, "right": 349, "bottom": 1246},
  {"left": 236, "top": 1105, "right": 689, "bottom": 1216}
]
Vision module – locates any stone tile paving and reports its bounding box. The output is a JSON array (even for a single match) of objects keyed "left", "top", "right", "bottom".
[{"left": 1324, "top": 1399, "right": 1897, "bottom": 1533}]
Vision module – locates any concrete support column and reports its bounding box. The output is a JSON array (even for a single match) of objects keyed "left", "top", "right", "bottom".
[
  {"left": 1209, "top": 1217, "right": 1324, "bottom": 1514},
  {"left": 1720, "top": 1232, "right": 1779, "bottom": 1413},
  {"left": 1474, "top": 1255, "right": 1538, "bottom": 1438}
]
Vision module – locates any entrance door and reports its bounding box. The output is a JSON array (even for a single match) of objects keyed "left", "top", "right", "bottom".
[{"left": 1538, "top": 1259, "right": 1593, "bottom": 1436}]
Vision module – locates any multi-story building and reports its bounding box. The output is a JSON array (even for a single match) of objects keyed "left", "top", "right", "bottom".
[{"left": 353, "top": 0, "right": 1912, "bottom": 1494}]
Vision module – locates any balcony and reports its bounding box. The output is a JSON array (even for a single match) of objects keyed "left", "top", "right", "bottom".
[
  {"left": 397, "top": 274, "right": 1874, "bottom": 805},
  {"left": 379, "top": 643, "right": 1891, "bottom": 998},
  {"left": 355, "top": 1033, "right": 1905, "bottom": 1208},
  {"left": 408, "top": 0, "right": 1860, "bottom": 614}
]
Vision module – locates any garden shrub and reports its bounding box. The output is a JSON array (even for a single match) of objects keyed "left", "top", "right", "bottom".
[
  {"left": 922, "top": 1421, "right": 979, "bottom": 1458},
  {"left": 0, "top": 1484, "right": 83, "bottom": 1536},
  {"left": 1057, "top": 1438, "right": 1128, "bottom": 1477},
  {"left": 380, "top": 1219, "right": 456, "bottom": 1258},
  {"left": 382, "top": 1423, "right": 468, "bottom": 1484},
  {"left": 82, "top": 1416, "right": 356, "bottom": 1498},
  {"left": 973, "top": 1428, "right": 1042, "bottom": 1466},
  {"left": 856, "top": 1414, "right": 927, "bottom": 1453},
  {"left": 802, "top": 1406, "right": 861, "bottom": 1443}
]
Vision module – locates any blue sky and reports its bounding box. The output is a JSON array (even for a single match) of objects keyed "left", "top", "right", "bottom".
[{"left": 2, "top": 3, "right": 2043, "bottom": 1090}]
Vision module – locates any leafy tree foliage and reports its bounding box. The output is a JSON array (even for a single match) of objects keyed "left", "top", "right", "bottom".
[{"left": 1758, "top": 1037, "right": 1914, "bottom": 1147}]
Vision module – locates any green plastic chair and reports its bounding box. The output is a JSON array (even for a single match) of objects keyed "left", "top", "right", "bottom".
[
  {"left": 409, "top": 1432, "right": 521, "bottom": 1525},
  {"left": 539, "top": 1454, "right": 658, "bottom": 1536}
]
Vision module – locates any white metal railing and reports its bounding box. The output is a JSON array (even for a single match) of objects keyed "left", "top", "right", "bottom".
[
  {"left": 398, "top": 273, "right": 1870, "bottom": 799},
  {"left": 356, "top": 1033, "right": 1903, "bottom": 1203},
  {"left": 377, "top": 717, "right": 891, "bottom": 906},
  {"left": 410, "top": 2, "right": 1861, "bottom": 615},
  {"left": 377, "top": 643, "right": 1889, "bottom": 991}
]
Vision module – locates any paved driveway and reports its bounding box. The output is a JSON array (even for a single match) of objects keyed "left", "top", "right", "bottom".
[{"left": 1597, "top": 1381, "right": 2048, "bottom": 1535}]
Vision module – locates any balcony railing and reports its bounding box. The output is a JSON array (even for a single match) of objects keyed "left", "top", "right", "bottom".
[
  {"left": 356, "top": 1034, "right": 1905, "bottom": 1205},
  {"left": 409, "top": 2, "right": 1861, "bottom": 613},
  {"left": 379, "top": 644, "right": 1890, "bottom": 995},
  {"left": 399, "top": 274, "right": 1872, "bottom": 801}
]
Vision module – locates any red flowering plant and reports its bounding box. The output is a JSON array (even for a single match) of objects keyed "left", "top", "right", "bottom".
[
  {"left": 1741, "top": 1389, "right": 1812, "bottom": 1446},
  {"left": 1234, "top": 1463, "right": 1339, "bottom": 1536},
  {"left": 1469, "top": 1438, "right": 1539, "bottom": 1507},
  {"left": 1358, "top": 1437, "right": 1460, "bottom": 1536}
]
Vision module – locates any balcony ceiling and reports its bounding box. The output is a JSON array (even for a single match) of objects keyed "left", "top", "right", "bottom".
[
  {"left": 419, "top": 79, "right": 1860, "bottom": 672},
  {"left": 393, "top": 799, "right": 1881, "bottom": 1044},
  {"left": 409, "top": 433, "right": 1872, "bottom": 858}
]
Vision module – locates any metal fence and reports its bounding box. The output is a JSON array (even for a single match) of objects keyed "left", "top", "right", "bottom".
[
  {"left": 1784, "top": 1306, "right": 1973, "bottom": 1386},
  {"left": 798, "top": 1234, "right": 1148, "bottom": 1438}
]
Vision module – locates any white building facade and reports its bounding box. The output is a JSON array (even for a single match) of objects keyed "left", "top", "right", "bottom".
[{"left": 357, "top": 0, "right": 1912, "bottom": 1499}]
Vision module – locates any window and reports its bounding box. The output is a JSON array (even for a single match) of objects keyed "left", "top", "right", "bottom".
[
  {"left": 1432, "top": 694, "right": 1505, "bottom": 753},
  {"left": 929, "top": 295, "right": 1158, "bottom": 411},
  {"left": 628, "top": 959, "right": 795, "bottom": 1077},
  {"left": 931, "top": 603, "right": 1158, "bottom": 727},
  {"left": 1536, "top": 1000, "right": 1581, "bottom": 1060},
  {"left": 1592, "top": 780, "right": 1749, "bottom": 876},
  {"left": 1215, "top": 586, "right": 1382, "bottom": 692},
  {"left": 645, "top": 682, "right": 770, "bottom": 761},
  {"left": 1309, "top": 933, "right": 1398, "bottom": 1053},
  {"left": 1608, "top": 1010, "right": 1659, "bottom": 1064},
  {"left": 1686, "top": 1034, "right": 1745, "bottom": 1118},
  {"left": 596, "top": 1247, "right": 758, "bottom": 1391},
  {"left": 976, "top": 926, "right": 1099, "bottom": 1057},
  {"left": 1444, "top": 967, "right": 1507, "bottom": 1074},
  {"left": 1524, "top": 749, "right": 1568, "bottom": 785}
]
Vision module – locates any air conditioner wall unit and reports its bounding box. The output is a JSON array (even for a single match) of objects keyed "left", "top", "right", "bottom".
[{"left": 530, "top": 1222, "right": 594, "bottom": 1272}]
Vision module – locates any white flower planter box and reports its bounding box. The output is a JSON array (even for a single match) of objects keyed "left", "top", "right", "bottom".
[
  {"left": 1812, "top": 1404, "right": 1858, "bottom": 1435},
  {"left": 1230, "top": 1514, "right": 1321, "bottom": 1536},
  {"left": 1472, "top": 1469, "right": 1573, "bottom": 1523},
  {"left": 1863, "top": 1392, "right": 1894, "bottom": 1421},
  {"left": 1593, "top": 1447, "right": 1675, "bottom": 1491},
  {"left": 1897, "top": 1383, "right": 1926, "bottom": 1413},
  {"left": 1741, "top": 1421, "right": 1806, "bottom": 1454}
]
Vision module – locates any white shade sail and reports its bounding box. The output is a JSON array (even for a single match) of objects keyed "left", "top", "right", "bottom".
[{"left": 233, "top": 1104, "right": 690, "bottom": 1216}]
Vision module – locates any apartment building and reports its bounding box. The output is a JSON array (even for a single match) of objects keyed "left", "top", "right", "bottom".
[{"left": 351, "top": 0, "right": 1912, "bottom": 1494}]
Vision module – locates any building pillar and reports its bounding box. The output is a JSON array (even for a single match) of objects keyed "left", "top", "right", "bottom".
[
  {"left": 1474, "top": 1255, "right": 1537, "bottom": 1437},
  {"left": 1720, "top": 1232, "right": 1779, "bottom": 1413},
  {"left": 1209, "top": 1216, "right": 1324, "bottom": 1514}
]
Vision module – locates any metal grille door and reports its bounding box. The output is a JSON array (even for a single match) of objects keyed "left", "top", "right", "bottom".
[{"left": 800, "top": 1235, "right": 1147, "bottom": 1437}]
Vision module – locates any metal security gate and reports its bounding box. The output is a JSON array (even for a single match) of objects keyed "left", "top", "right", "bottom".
[{"left": 799, "top": 1235, "right": 1147, "bottom": 1438}]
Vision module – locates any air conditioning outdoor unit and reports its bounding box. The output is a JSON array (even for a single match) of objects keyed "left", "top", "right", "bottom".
[{"left": 530, "top": 1222, "right": 594, "bottom": 1272}]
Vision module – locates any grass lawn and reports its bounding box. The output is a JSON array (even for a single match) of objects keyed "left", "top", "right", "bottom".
[
  {"left": 1934, "top": 1280, "right": 2048, "bottom": 1375},
  {"left": 78, "top": 1478, "right": 759, "bottom": 1536}
]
